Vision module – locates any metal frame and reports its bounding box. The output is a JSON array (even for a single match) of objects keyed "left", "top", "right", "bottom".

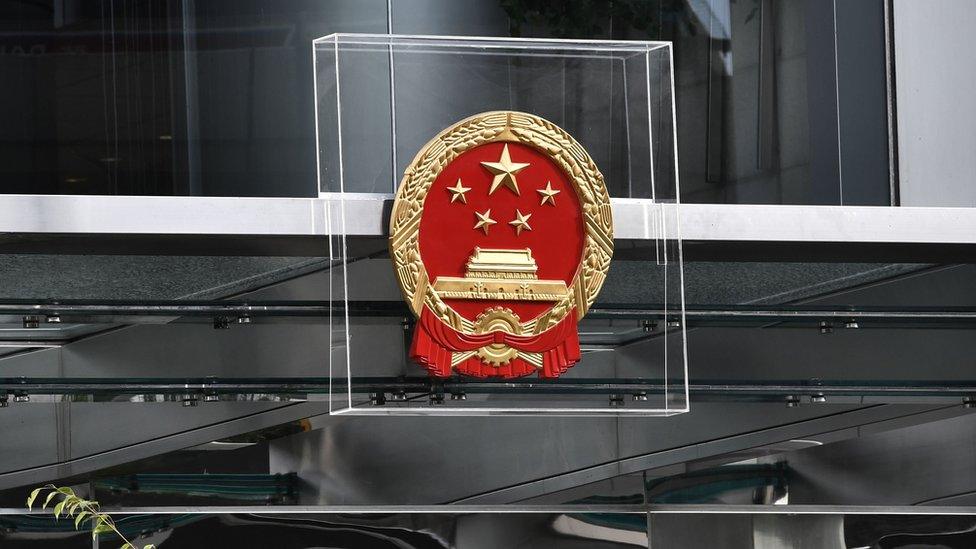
[
  {"left": 883, "top": 0, "right": 900, "bottom": 205},
  {"left": 1, "top": 194, "right": 976, "bottom": 244},
  {"left": 5, "top": 301, "right": 976, "bottom": 322},
  {"left": 9, "top": 504, "right": 976, "bottom": 515},
  {"left": 0, "top": 380, "right": 973, "bottom": 402}
]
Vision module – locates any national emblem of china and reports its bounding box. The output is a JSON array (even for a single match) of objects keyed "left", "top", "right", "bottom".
[{"left": 389, "top": 111, "right": 613, "bottom": 379}]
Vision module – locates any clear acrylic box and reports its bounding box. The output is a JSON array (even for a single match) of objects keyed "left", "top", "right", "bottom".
[{"left": 315, "top": 34, "right": 686, "bottom": 415}]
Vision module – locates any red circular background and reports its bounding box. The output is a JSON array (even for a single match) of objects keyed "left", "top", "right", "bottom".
[{"left": 418, "top": 141, "right": 585, "bottom": 323}]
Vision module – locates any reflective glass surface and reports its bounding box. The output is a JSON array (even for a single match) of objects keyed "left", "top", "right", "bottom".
[{"left": 0, "top": 0, "right": 890, "bottom": 205}]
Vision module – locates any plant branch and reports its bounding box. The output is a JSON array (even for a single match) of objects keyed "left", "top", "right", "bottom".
[{"left": 27, "top": 484, "right": 154, "bottom": 549}]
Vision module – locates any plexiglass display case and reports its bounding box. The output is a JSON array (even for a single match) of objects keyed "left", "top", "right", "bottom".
[{"left": 315, "top": 34, "right": 687, "bottom": 415}]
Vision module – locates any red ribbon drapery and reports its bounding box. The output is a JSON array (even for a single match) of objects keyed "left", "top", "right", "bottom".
[{"left": 410, "top": 307, "right": 581, "bottom": 378}]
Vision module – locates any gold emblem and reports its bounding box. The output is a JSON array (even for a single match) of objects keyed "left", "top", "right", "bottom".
[{"left": 390, "top": 111, "right": 614, "bottom": 376}]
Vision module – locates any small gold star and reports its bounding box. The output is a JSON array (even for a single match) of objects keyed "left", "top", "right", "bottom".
[
  {"left": 509, "top": 209, "right": 532, "bottom": 236},
  {"left": 537, "top": 181, "right": 560, "bottom": 206},
  {"left": 473, "top": 209, "right": 497, "bottom": 234},
  {"left": 481, "top": 144, "right": 530, "bottom": 195},
  {"left": 446, "top": 178, "right": 471, "bottom": 203}
]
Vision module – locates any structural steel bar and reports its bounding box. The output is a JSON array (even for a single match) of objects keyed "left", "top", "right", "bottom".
[
  {"left": 7, "top": 504, "right": 976, "bottom": 515},
  {"left": 0, "top": 380, "right": 973, "bottom": 398},
  {"left": 4, "top": 301, "right": 976, "bottom": 321},
  {"left": 1, "top": 193, "right": 976, "bottom": 244}
]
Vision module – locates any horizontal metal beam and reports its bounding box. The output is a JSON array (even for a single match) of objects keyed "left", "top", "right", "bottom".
[
  {"left": 5, "top": 300, "right": 976, "bottom": 318},
  {"left": 8, "top": 504, "right": 976, "bottom": 515},
  {"left": 1, "top": 194, "right": 975, "bottom": 246},
  {"left": 0, "top": 194, "right": 330, "bottom": 236},
  {"left": 669, "top": 203, "right": 976, "bottom": 245},
  {"left": 0, "top": 379, "right": 972, "bottom": 401}
]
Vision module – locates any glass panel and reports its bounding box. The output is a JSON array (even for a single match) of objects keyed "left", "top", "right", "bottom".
[
  {"left": 504, "top": 1, "right": 892, "bottom": 205},
  {"left": 0, "top": 1, "right": 889, "bottom": 204},
  {"left": 317, "top": 35, "right": 687, "bottom": 415},
  {"left": 316, "top": 34, "right": 676, "bottom": 200}
]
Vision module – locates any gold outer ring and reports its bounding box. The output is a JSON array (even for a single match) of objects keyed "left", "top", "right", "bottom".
[{"left": 389, "top": 111, "right": 614, "bottom": 336}]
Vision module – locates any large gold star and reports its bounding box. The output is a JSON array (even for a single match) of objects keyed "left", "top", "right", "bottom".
[
  {"left": 446, "top": 178, "right": 471, "bottom": 203},
  {"left": 481, "top": 144, "right": 530, "bottom": 195},
  {"left": 473, "top": 209, "right": 497, "bottom": 234},
  {"left": 508, "top": 209, "right": 532, "bottom": 236},
  {"left": 537, "top": 181, "right": 560, "bottom": 206}
]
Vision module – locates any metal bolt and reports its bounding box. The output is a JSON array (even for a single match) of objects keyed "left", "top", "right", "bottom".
[
  {"left": 667, "top": 319, "right": 681, "bottom": 328},
  {"left": 0, "top": 397, "right": 8, "bottom": 408},
  {"left": 369, "top": 392, "right": 386, "bottom": 406},
  {"left": 237, "top": 315, "right": 251, "bottom": 325},
  {"left": 633, "top": 392, "right": 649, "bottom": 401},
  {"left": 13, "top": 394, "right": 29, "bottom": 403},
  {"left": 390, "top": 390, "right": 407, "bottom": 402},
  {"left": 213, "top": 317, "right": 231, "bottom": 330},
  {"left": 811, "top": 393, "right": 827, "bottom": 404},
  {"left": 450, "top": 392, "right": 467, "bottom": 401},
  {"left": 819, "top": 321, "right": 833, "bottom": 335},
  {"left": 641, "top": 320, "right": 656, "bottom": 333},
  {"left": 964, "top": 396, "right": 976, "bottom": 409},
  {"left": 203, "top": 393, "right": 220, "bottom": 403},
  {"left": 46, "top": 315, "right": 61, "bottom": 324},
  {"left": 429, "top": 393, "right": 445, "bottom": 405},
  {"left": 609, "top": 394, "right": 625, "bottom": 407},
  {"left": 786, "top": 395, "right": 801, "bottom": 408},
  {"left": 401, "top": 317, "right": 412, "bottom": 332},
  {"left": 182, "top": 395, "right": 199, "bottom": 407},
  {"left": 22, "top": 316, "right": 39, "bottom": 329},
  {"left": 844, "top": 319, "right": 859, "bottom": 329}
]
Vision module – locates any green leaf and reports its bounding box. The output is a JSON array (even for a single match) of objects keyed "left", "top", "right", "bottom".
[
  {"left": 52, "top": 500, "right": 65, "bottom": 519},
  {"left": 69, "top": 498, "right": 87, "bottom": 514},
  {"left": 144, "top": 545, "right": 157, "bottom": 549},
  {"left": 57, "top": 487, "right": 75, "bottom": 497},
  {"left": 74, "top": 511, "right": 90, "bottom": 529},
  {"left": 26, "top": 487, "right": 42, "bottom": 510},
  {"left": 42, "top": 490, "right": 59, "bottom": 509},
  {"left": 92, "top": 523, "right": 114, "bottom": 538}
]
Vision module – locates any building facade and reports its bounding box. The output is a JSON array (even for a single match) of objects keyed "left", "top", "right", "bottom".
[{"left": 1, "top": 1, "right": 975, "bottom": 547}]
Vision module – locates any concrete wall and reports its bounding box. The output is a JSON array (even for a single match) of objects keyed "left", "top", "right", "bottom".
[{"left": 895, "top": 0, "right": 976, "bottom": 206}]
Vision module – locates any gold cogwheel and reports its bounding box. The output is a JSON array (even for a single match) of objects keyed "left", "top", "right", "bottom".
[{"left": 473, "top": 307, "right": 521, "bottom": 366}]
